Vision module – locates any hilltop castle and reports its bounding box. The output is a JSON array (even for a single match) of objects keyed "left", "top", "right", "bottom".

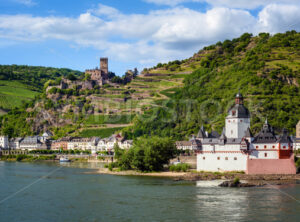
[{"left": 85, "top": 57, "right": 109, "bottom": 85}]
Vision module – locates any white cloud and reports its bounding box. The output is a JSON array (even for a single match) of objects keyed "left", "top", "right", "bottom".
[
  {"left": 13, "top": 0, "right": 36, "bottom": 6},
  {"left": 89, "top": 3, "right": 120, "bottom": 18},
  {"left": 256, "top": 4, "right": 300, "bottom": 33},
  {"left": 0, "top": 3, "right": 300, "bottom": 68},
  {"left": 145, "top": 0, "right": 300, "bottom": 9},
  {"left": 204, "top": 0, "right": 300, "bottom": 9}
]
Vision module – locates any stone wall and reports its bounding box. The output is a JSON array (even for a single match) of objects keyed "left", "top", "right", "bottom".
[{"left": 246, "top": 155, "right": 296, "bottom": 174}]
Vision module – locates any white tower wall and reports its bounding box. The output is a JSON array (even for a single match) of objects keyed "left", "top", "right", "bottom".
[{"left": 225, "top": 117, "right": 250, "bottom": 139}]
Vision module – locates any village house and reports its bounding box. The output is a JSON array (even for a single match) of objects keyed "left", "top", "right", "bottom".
[
  {"left": 0, "top": 136, "right": 9, "bottom": 149},
  {"left": 51, "top": 137, "right": 70, "bottom": 150},
  {"left": 39, "top": 131, "right": 53, "bottom": 143},
  {"left": 9, "top": 137, "right": 24, "bottom": 150},
  {"left": 192, "top": 92, "right": 296, "bottom": 174},
  {"left": 19, "top": 136, "right": 44, "bottom": 151},
  {"left": 175, "top": 137, "right": 201, "bottom": 151},
  {"left": 67, "top": 137, "right": 99, "bottom": 151},
  {"left": 95, "top": 134, "right": 132, "bottom": 153}
]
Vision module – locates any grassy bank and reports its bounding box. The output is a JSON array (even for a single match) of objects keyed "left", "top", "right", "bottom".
[{"left": 0, "top": 154, "right": 56, "bottom": 162}]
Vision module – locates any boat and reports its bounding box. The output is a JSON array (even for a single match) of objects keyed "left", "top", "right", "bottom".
[{"left": 59, "top": 157, "right": 70, "bottom": 162}]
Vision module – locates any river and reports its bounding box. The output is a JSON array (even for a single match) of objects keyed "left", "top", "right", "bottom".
[{"left": 0, "top": 161, "right": 299, "bottom": 222}]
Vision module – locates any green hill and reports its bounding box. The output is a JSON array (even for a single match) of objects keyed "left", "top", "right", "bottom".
[
  {"left": 0, "top": 65, "right": 82, "bottom": 112},
  {"left": 123, "top": 31, "right": 300, "bottom": 139},
  {"left": 1, "top": 31, "right": 299, "bottom": 139},
  {"left": 0, "top": 80, "right": 39, "bottom": 110}
]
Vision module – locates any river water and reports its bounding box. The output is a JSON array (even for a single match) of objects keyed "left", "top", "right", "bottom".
[{"left": 0, "top": 161, "right": 299, "bottom": 222}]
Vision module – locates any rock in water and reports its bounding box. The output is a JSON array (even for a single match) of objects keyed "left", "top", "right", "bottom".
[{"left": 219, "top": 180, "right": 256, "bottom": 187}]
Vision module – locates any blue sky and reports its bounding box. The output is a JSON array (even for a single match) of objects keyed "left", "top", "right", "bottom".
[{"left": 0, "top": 0, "right": 300, "bottom": 75}]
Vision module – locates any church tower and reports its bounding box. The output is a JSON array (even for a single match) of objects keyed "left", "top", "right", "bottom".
[{"left": 225, "top": 92, "right": 250, "bottom": 139}]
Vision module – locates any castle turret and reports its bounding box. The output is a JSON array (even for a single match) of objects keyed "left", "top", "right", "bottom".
[{"left": 225, "top": 92, "right": 250, "bottom": 139}]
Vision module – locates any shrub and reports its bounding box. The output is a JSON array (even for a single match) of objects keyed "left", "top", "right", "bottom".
[
  {"left": 169, "top": 163, "right": 191, "bottom": 172},
  {"left": 233, "top": 177, "right": 240, "bottom": 185}
]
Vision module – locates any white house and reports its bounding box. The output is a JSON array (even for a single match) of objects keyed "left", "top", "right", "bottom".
[
  {"left": 19, "top": 136, "right": 43, "bottom": 151},
  {"left": 9, "top": 137, "right": 24, "bottom": 150},
  {"left": 0, "top": 136, "right": 9, "bottom": 149}
]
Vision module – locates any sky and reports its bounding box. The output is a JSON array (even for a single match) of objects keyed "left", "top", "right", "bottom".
[{"left": 0, "top": 0, "right": 300, "bottom": 75}]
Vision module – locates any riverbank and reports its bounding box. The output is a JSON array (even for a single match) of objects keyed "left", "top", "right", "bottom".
[
  {"left": 97, "top": 168, "right": 300, "bottom": 186},
  {"left": 97, "top": 168, "right": 188, "bottom": 177}
]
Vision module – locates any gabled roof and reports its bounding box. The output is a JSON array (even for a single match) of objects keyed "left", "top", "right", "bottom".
[
  {"left": 277, "top": 129, "right": 293, "bottom": 143},
  {"left": 252, "top": 119, "right": 277, "bottom": 143},
  {"left": 42, "top": 131, "right": 53, "bottom": 137}
]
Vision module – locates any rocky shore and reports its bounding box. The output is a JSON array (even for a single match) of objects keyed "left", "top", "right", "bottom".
[{"left": 97, "top": 168, "right": 300, "bottom": 186}]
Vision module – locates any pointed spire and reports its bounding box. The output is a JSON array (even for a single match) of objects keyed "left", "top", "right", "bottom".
[
  {"left": 220, "top": 128, "right": 226, "bottom": 140},
  {"left": 197, "top": 126, "right": 206, "bottom": 138},
  {"left": 265, "top": 117, "right": 268, "bottom": 124},
  {"left": 244, "top": 127, "right": 253, "bottom": 138}
]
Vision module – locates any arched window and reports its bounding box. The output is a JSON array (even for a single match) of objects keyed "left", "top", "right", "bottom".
[
  {"left": 225, "top": 157, "right": 228, "bottom": 160},
  {"left": 234, "top": 157, "right": 237, "bottom": 160},
  {"left": 264, "top": 153, "right": 267, "bottom": 157},
  {"left": 203, "top": 157, "right": 205, "bottom": 160},
  {"left": 217, "top": 157, "right": 220, "bottom": 160}
]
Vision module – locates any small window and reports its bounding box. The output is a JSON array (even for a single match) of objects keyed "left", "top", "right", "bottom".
[
  {"left": 272, "top": 146, "right": 275, "bottom": 149},
  {"left": 240, "top": 120, "right": 243, "bottom": 122},
  {"left": 264, "top": 145, "right": 267, "bottom": 149},
  {"left": 283, "top": 146, "right": 286, "bottom": 149},
  {"left": 228, "top": 120, "right": 231, "bottom": 123},
  {"left": 264, "top": 153, "right": 267, "bottom": 157},
  {"left": 234, "top": 157, "right": 237, "bottom": 160},
  {"left": 217, "top": 157, "right": 220, "bottom": 160},
  {"left": 225, "top": 157, "right": 228, "bottom": 160},
  {"left": 256, "top": 146, "right": 259, "bottom": 149},
  {"left": 232, "top": 111, "right": 236, "bottom": 116},
  {"left": 203, "top": 157, "right": 205, "bottom": 160}
]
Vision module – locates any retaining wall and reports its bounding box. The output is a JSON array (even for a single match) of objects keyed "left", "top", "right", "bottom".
[{"left": 246, "top": 155, "right": 296, "bottom": 174}]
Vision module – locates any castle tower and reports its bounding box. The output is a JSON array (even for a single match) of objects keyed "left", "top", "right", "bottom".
[
  {"left": 100, "top": 58, "right": 108, "bottom": 76},
  {"left": 296, "top": 120, "right": 300, "bottom": 138},
  {"left": 225, "top": 92, "right": 251, "bottom": 139}
]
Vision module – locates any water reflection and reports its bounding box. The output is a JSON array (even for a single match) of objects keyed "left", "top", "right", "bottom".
[{"left": 194, "top": 181, "right": 300, "bottom": 222}]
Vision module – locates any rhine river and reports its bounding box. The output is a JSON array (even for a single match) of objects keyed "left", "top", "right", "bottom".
[{"left": 0, "top": 161, "right": 299, "bottom": 222}]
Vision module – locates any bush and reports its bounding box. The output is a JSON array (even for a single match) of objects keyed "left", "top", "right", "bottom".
[
  {"left": 16, "top": 154, "right": 27, "bottom": 161},
  {"left": 233, "top": 177, "right": 240, "bottom": 185},
  {"left": 169, "top": 163, "right": 191, "bottom": 172},
  {"left": 107, "top": 162, "right": 118, "bottom": 171}
]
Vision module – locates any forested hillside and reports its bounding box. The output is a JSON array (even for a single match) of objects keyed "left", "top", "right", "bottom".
[{"left": 123, "top": 31, "right": 300, "bottom": 139}]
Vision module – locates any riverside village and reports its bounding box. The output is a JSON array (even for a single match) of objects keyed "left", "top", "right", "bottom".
[{"left": 0, "top": 89, "right": 300, "bottom": 175}]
